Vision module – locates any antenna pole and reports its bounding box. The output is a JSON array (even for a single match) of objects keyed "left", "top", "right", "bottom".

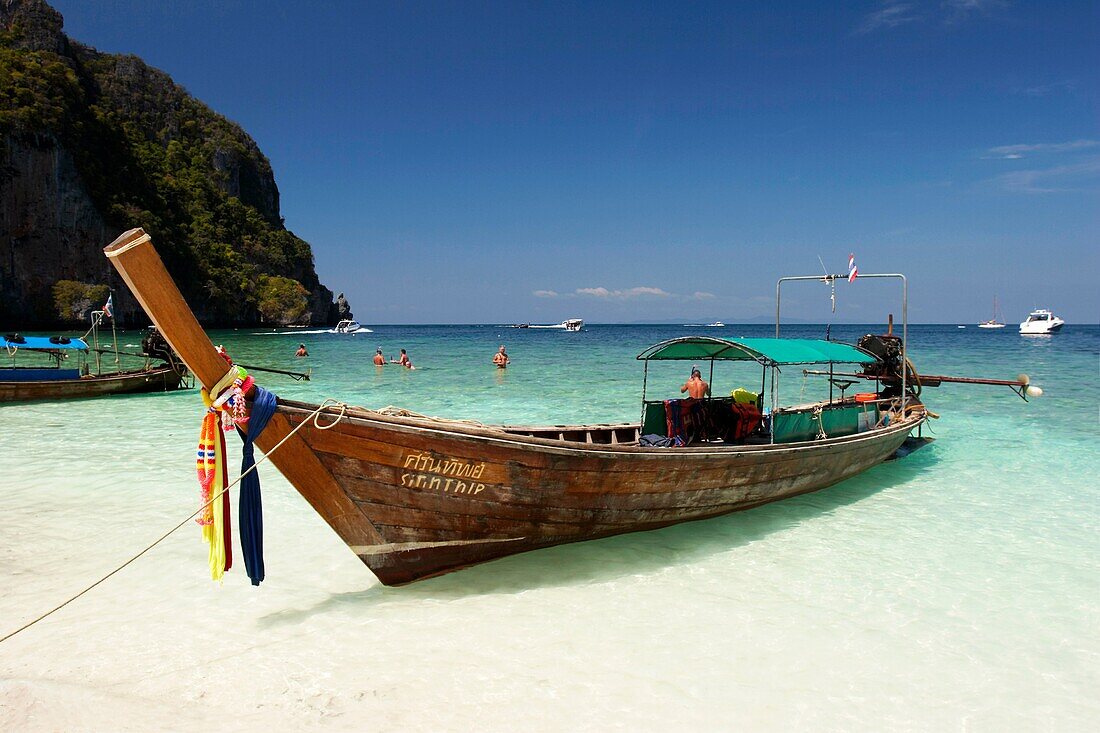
[{"left": 110, "top": 289, "right": 119, "bottom": 366}]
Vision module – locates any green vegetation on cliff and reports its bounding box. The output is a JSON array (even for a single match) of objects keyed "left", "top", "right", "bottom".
[
  {"left": 0, "top": 1, "right": 335, "bottom": 326},
  {"left": 256, "top": 275, "right": 309, "bottom": 324},
  {"left": 51, "top": 279, "right": 107, "bottom": 321},
  {"left": 0, "top": 44, "right": 78, "bottom": 130}
]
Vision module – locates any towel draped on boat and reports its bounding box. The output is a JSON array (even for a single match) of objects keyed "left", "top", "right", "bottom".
[
  {"left": 664, "top": 399, "right": 703, "bottom": 444},
  {"left": 727, "top": 403, "right": 762, "bottom": 441},
  {"left": 664, "top": 399, "right": 762, "bottom": 445}
]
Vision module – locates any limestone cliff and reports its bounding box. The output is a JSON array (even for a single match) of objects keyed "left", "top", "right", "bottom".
[{"left": 0, "top": 0, "right": 344, "bottom": 327}]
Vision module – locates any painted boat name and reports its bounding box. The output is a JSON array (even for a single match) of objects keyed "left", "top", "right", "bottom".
[{"left": 401, "top": 452, "right": 486, "bottom": 494}]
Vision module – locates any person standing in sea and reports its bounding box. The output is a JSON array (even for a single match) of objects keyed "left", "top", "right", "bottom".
[{"left": 493, "top": 345, "right": 510, "bottom": 368}]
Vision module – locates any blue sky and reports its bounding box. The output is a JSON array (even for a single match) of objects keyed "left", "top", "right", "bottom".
[{"left": 56, "top": 1, "right": 1098, "bottom": 324}]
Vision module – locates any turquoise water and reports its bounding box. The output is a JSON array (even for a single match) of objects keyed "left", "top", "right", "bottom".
[{"left": 1, "top": 323, "right": 1098, "bottom": 730}]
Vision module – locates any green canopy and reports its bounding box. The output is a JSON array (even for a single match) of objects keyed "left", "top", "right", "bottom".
[{"left": 636, "top": 336, "right": 876, "bottom": 365}]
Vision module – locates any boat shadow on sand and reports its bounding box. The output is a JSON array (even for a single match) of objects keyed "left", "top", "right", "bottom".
[{"left": 258, "top": 446, "right": 937, "bottom": 626}]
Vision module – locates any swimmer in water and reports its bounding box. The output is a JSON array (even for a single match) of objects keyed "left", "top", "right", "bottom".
[{"left": 492, "top": 345, "right": 510, "bottom": 368}]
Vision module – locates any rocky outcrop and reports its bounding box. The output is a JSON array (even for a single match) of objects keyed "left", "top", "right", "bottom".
[
  {"left": 0, "top": 0, "right": 346, "bottom": 327},
  {"left": 0, "top": 133, "right": 115, "bottom": 324},
  {"left": 335, "top": 293, "right": 353, "bottom": 320},
  {"left": 1, "top": 0, "right": 65, "bottom": 54}
]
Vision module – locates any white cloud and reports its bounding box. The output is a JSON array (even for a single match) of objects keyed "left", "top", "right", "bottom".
[
  {"left": 575, "top": 286, "right": 671, "bottom": 299},
  {"left": 855, "top": 1, "right": 919, "bottom": 34},
  {"left": 1016, "top": 80, "right": 1077, "bottom": 97},
  {"left": 625, "top": 287, "right": 671, "bottom": 298},
  {"left": 943, "top": 0, "right": 1003, "bottom": 23},
  {"left": 989, "top": 157, "right": 1100, "bottom": 193},
  {"left": 985, "top": 140, "right": 1100, "bottom": 159},
  {"left": 856, "top": 0, "right": 1002, "bottom": 34},
  {"left": 538, "top": 286, "right": 718, "bottom": 302}
]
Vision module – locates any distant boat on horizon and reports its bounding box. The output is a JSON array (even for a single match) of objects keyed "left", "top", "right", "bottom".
[
  {"left": 525, "top": 318, "right": 584, "bottom": 331},
  {"left": 978, "top": 296, "right": 1006, "bottom": 329}
]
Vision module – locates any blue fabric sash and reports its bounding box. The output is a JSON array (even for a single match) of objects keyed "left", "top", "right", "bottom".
[{"left": 238, "top": 386, "right": 277, "bottom": 586}]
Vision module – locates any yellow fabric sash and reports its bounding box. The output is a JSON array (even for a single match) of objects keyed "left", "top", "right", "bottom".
[{"left": 199, "top": 367, "right": 242, "bottom": 581}]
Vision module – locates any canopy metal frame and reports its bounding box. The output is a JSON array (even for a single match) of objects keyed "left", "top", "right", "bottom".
[
  {"left": 776, "top": 272, "right": 908, "bottom": 411},
  {"left": 636, "top": 333, "right": 880, "bottom": 423},
  {"left": 638, "top": 351, "right": 766, "bottom": 431}
]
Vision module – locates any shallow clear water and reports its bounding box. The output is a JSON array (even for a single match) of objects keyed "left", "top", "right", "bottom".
[{"left": 1, "top": 324, "right": 1098, "bottom": 730}]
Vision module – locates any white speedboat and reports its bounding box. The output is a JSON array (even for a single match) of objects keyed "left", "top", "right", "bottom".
[
  {"left": 333, "top": 319, "right": 362, "bottom": 333},
  {"left": 707, "top": 321, "right": 725, "bottom": 327},
  {"left": 1019, "top": 309, "right": 1064, "bottom": 334},
  {"left": 529, "top": 318, "right": 584, "bottom": 331}
]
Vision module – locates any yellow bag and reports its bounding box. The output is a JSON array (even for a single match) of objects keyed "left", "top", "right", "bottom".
[{"left": 730, "top": 387, "right": 758, "bottom": 404}]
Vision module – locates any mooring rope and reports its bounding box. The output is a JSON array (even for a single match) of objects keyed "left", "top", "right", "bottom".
[
  {"left": 0, "top": 399, "right": 349, "bottom": 645},
  {"left": 374, "top": 405, "right": 484, "bottom": 427},
  {"left": 812, "top": 404, "right": 828, "bottom": 440}
]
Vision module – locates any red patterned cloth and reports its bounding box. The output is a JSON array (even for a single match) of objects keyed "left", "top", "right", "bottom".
[
  {"left": 664, "top": 399, "right": 703, "bottom": 444},
  {"left": 728, "top": 403, "right": 762, "bottom": 442}
]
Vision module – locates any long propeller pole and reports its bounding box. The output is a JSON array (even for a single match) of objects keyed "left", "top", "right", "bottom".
[{"left": 802, "top": 369, "right": 1042, "bottom": 401}]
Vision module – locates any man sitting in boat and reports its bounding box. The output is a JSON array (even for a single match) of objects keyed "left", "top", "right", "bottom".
[
  {"left": 680, "top": 367, "right": 710, "bottom": 399},
  {"left": 493, "top": 345, "right": 509, "bottom": 368}
]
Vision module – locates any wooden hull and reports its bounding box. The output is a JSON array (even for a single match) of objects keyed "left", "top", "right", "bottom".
[
  {"left": 0, "top": 366, "right": 186, "bottom": 403},
  {"left": 265, "top": 400, "right": 922, "bottom": 585}
]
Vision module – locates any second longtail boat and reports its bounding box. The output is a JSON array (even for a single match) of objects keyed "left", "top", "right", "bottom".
[{"left": 1, "top": 323, "right": 188, "bottom": 403}]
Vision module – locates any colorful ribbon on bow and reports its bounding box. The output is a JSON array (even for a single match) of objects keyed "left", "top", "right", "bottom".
[{"left": 195, "top": 363, "right": 254, "bottom": 581}]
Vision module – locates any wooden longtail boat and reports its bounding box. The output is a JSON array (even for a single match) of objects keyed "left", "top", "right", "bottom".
[
  {"left": 1, "top": 335, "right": 187, "bottom": 403},
  {"left": 105, "top": 228, "right": 929, "bottom": 585},
  {"left": 0, "top": 364, "right": 186, "bottom": 403}
]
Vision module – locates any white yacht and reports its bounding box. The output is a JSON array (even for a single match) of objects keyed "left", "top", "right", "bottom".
[
  {"left": 1019, "top": 309, "right": 1064, "bottom": 334},
  {"left": 706, "top": 321, "right": 725, "bottom": 327},
  {"left": 978, "top": 296, "right": 1006, "bottom": 329},
  {"left": 333, "top": 319, "right": 362, "bottom": 333},
  {"left": 529, "top": 318, "right": 584, "bottom": 331}
]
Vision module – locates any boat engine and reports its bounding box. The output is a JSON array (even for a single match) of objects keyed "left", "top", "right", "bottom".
[
  {"left": 857, "top": 332, "right": 922, "bottom": 398},
  {"left": 141, "top": 326, "right": 177, "bottom": 364},
  {"left": 858, "top": 333, "right": 903, "bottom": 381}
]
